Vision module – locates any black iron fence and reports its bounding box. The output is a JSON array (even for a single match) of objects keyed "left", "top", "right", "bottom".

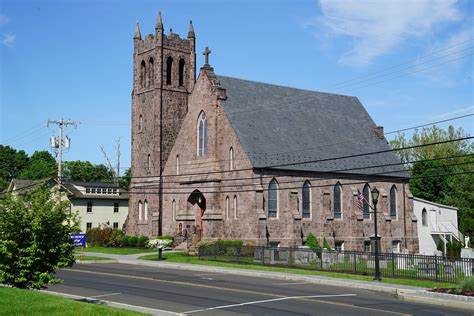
[{"left": 198, "top": 245, "right": 474, "bottom": 284}]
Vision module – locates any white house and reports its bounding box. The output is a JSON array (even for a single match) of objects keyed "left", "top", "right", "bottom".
[
  {"left": 7, "top": 179, "right": 129, "bottom": 233},
  {"left": 414, "top": 197, "right": 462, "bottom": 255}
]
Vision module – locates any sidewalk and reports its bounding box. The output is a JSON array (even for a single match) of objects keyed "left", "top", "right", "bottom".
[{"left": 78, "top": 251, "right": 474, "bottom": 311}]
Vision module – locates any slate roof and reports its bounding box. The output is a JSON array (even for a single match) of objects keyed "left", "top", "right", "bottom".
[
  {"left": 217, "top": 75, "right": 407, "bottom": 178},
  {"left": 62, "top": 181, "right": 128, "bottom": 200}
]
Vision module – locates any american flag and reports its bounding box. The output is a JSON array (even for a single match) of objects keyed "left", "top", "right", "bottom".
[{"left": 357, "top": 190, "right": 364, "bottom": 211}]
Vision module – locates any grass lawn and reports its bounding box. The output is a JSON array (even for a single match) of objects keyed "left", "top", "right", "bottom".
[
  {"left": 76, "top": 255, "right": 114, "bottom": 261},
  {"left": 76, "top": 246, "right": 156, "bottom": 255},
  {"left": 0, "top": 287, "right": 144, "bottom": 315},
  {"left": 139, "top": 252, "right": 458, "bottom": 289}
]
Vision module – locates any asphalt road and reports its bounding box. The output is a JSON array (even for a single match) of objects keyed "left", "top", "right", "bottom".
[{"left": 48, "top": 263, "right": 471, "bottom": 315}]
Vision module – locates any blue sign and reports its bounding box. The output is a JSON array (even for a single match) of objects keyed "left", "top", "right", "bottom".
[{"left": 71, "top": 233, "right": 86, "bottom": 247}]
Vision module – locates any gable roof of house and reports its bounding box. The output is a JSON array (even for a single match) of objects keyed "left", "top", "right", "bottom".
[{"left": 217, "top": 75, "right": 407, "bottom": 178}]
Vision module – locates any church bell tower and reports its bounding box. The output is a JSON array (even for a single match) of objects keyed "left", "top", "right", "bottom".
[{"left": 127, "top": 12, "right": 196, "bottom": 237}]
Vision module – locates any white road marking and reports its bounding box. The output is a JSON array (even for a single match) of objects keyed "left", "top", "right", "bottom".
[
  {"left": 195, "top": 273, "right": 226, "bottom": 276},
  {"left": 88, "top": 292, "right": 121, "bottom": 299},
  {"left": 184, "top": 293, "right": 357, "bottom": 313},
  {"left": 276, "top": 282, "right": 308, "bottom": 286},
  {"left": 200, "top": 277, "right": 214, "bottom": 281}
]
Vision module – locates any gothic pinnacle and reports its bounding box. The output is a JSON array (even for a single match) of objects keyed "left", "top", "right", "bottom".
[
  {"left": 134, "top": 20, "right": 141, "bottom": 39},
  {"left": 156, "top": 11, "right": 163, "bottom": 31},
  {"left": 188, "top": 20, "right": 195, "bottom": 38}
]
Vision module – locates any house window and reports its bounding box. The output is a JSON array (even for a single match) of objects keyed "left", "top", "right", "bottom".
[
  {"left": 390, "top": 185, "right": 397, "bottom": 220},
  {"left": 113, "top": 189, "right": 117, "bottom": 194},
  {"left": 302, "top": 180, "right": 311, "bottom": 219},
  {"left": 422, "top": 208, "right": 428, "bottom": 226},
  {"left": 176, "top": 155, "right": 180, "bottom": 175},
  {"left": 86, "top": 188, "right": 90, "bottom": 194},
  {"left": 225, "top": 196, "right": 229, "bottom": 220},
  {"left": 364, "top": 240, "right": 371, "bottom": 252},
  {"left": 335, "top": 241, "right": 344, "bottom": 252},
  {"left": 166, "top": 56, "right": 173, "bottom": 85},
  {"left": 108, "top": 188, "right": 112, "bottom": 194},
  {"left": 138, "top": 201, "right": 143, "bottom": 220},
  {"left": 172, "top": 199, "right": 176, "bottom": 221},
  {"left": 229, "top": 147, "right": 234, "bottom": 170},
  {"left": 86, "top": 222, "right": 92, "bottom": 230},
  {"left": 392, "top": 240, "right": 400, "bottom": 253},
  {"left": 197, "top": 112, "right": 207, "bottom": 156},
  {"left": 87, "top": 202, "right": 93, "bottom": 213},
  {"left": 179, "top": 59, "right": 185, "bottom": 86},
  {"left": 334, "top": 182, "right": 342, "bottom": 219},
  {"left": 113, "top": 222, "right": 119, "bottom": 229},
  {"left": 233, "top": 195, "right": 238, "bottom": 219},
  {"left": 91, "top": 188, "right": 96, "bottom": 194},
  {"left": 144, "top": 200, "right": 148, "bottom": 221},
  {"left": 114, "top": 202, "right": 119, "bottom": 213},
  {"left": 140, "top": 60, "right": 146, "bottom": 88},
  {"left": 268, "top": 178, "right": 278, "bottom": 218},
  {"left": 97, "top": 188, "right": 102, "bottom": 194},
  {"left": 363, "top": 183, "right": 370, "bottom": 219},
  {"left": 138, "top": 114, "right": 143, "bottom": 132},
  {"left": 148, "top": 57, "right": 154, "bottom": 86}
]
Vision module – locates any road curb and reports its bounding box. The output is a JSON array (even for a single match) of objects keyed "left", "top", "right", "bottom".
[
  {"left": 75, "top": 259, "right": 118, "bottom": 264},
  {"left": 43, "top": 290, "right": 183, "bottom": 316},
  {"left": 116, "top": 259, "right": 474, "bottom": 311}
]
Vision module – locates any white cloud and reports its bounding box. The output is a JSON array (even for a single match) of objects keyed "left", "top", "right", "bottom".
[
  {"left": 315, "top": 0, "right": 461, "bottom": 67},
  {"left": 1, "top": 33, "right": 16, "bottom": 47},
  {"left": 413, "top": 28, "right": 473, "bottom": 85}
]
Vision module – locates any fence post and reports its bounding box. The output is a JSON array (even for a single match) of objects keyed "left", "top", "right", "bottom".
[
  {"left": 392, "top": 253, "right": 395, "bottom": 278},
  {"left": 262, "top": 246, "right": 265, "bottom": 265},
  {"left": 289, "top": 247, "right": 293, "bottom": 268},
  {"left": 353, "top": 252, "right": 357, "bottom": 273},
  {"left": 435, "top": 254, "right": 439, "bottom": 282},
  {"left": 320, "top": 247, "right": 323, "bottom": 270}
]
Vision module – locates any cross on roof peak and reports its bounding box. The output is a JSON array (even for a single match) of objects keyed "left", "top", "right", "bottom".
[{"left": 203, "top": 47, "right": 211, "bottom": 65}]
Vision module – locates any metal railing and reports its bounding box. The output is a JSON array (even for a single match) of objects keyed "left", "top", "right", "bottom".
[{"left": 198, "top": 245, "right": 474, "bottom": 284}]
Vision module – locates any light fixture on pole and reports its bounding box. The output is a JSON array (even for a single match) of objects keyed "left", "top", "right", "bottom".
[{"left": 371, "top": 187, "right": 381, "bottom": 281}]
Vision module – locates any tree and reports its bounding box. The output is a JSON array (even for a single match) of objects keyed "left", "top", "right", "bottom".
[
  {"left": 119, "top": 168, "right": 131, "bottom": 189},
  {"left": 390, "top": 125, "right": 473, "bottom": 239},
  {"left": 0, "top": 145, "right": 29, "bottom": 192},
  {"left": 62, "top": 160, "right": 114, "bottom": 182},
  {"left": 19, "top": 150, "right": 57, "bottom": 180},
  {"left": 0, "top": 186, "right": 78, "bottom": 289}
]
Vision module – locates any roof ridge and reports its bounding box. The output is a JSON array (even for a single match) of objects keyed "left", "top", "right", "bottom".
[{"left": 216, "top": 74, "right": 357, "bottom": 99}]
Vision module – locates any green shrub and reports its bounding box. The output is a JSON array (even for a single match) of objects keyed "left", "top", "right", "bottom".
[
  {"left": 241, "top": 241, "right": 256, "bottom": 256},
  {"left": 437, "top": 239, "right": 444, "bottom": 252},
  {"left": 197, "top": 240, "right": 215, "bottom": 247},
  {"left": 128, "top": 236, "right": 138, "bottom": 247},
  {"left": 215, "top": 239, "right": 243, "bottom": 254},
  {"left": 107, "top": 229, "right": 125, "bottom": 247},
  {"left": 305, "top": 233, "right": 320, "bottom": 252},
  {"left": 138, "top": 236, "right": 149, "bottom": 247},
  {"left": 157, "top": 235, "right": 174, "bottom": 242},
  {"left": 323, "top": 238, "right": 331, "bottom": 250},
  {"left": 85, "top": 227, "right": 113, "bottom": 246},
  {"left": 121, "top": 235, "right": 130, "bottom": 247},
  {"left": 458, "top": 276, "right": 474, "bottom": 293}
]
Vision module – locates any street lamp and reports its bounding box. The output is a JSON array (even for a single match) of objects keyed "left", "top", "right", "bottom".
[{"left": 371, "top": 187, "right": 382, "bottom": 281}]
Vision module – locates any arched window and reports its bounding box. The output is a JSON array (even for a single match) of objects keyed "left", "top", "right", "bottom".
[
  {"left": 363, "top": 184, "right": 370, "bottom": 219},
  {"left": 172, "top": 199, "right": 176, "bottom": 221},
  {"left": 422, "top": 208, "right": 428, "bottom": 227},
  {"left": 229, "top": 147, "right": 234, "bottom": 170},
  {"left": 147, "top": 154, "right": 151, "bottom": 171},
  {"left": 302, "top": 180, "right": 311, "bottom": 219},
  {"left": 148, "top": 58, "right": 154, "bottom": 86},
  {"left": 197, "top": 112, "right": 207, "bottom": 156},
  {"left": 268, "top": 178, "right": 278, "bottom": 218},
  {"left": 166, "top": 56, "right": 173, "bottom": 85},
  {"left": 233, "top": 195, "right": 238, "bottom": 219},
  {"left": 140, "top": 60, "right": 146, "bottom": 88},
  {"left": 144, "top": 200, "right": 148, "bottom": 220},
  {"left": 138, "top": 114, "right": 143, "bottom": 132},
  {"left": 390, "top": 185, "right": 397, "bottom": 220},
  {"left": 138, "top": 200, "right": 143, "bottom": 220},
  {"left": 179, "top": 59, "right": 185, "bottom": 86},
  {"left": 225, "top": 196, "right": 229, "bottom": 220},
  {"left": 334, "top": 182, "right": 342, "bottom": 219},
  {"left": 176, "top": 155, "right": 180, "bottom": 175}
]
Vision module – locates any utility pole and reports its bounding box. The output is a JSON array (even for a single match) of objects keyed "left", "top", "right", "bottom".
[{"left": 48, "top": 118, "right": 78, "bottom": 182}]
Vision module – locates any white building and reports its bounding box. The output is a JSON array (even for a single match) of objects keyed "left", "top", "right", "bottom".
[
  {"left": 7, "top": 179, "right": 129, "bottom": 233},
  {"left": 414, "top": 197, "right": 462, "bottom": 255}
]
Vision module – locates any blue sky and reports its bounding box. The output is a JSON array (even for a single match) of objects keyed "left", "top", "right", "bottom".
[{"left": 1, "top": 0, "right": 472, "bottom": 171}]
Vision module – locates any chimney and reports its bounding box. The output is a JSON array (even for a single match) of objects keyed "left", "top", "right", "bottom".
[{"left": 373, "top": 126, "right": 384, "bottom": 139}]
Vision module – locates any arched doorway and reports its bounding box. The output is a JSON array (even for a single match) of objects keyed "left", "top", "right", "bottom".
[{"left": 187, "top": 189, "right": 206, "bottom": 239}]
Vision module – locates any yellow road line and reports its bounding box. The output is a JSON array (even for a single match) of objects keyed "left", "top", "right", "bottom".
[{"left": 63, "top": 268, "right": 410, "bottom": 315}]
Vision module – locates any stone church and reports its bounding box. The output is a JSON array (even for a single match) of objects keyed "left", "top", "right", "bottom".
[{"left": 124, "top": 13, "right": 419, "bottom": 253}]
